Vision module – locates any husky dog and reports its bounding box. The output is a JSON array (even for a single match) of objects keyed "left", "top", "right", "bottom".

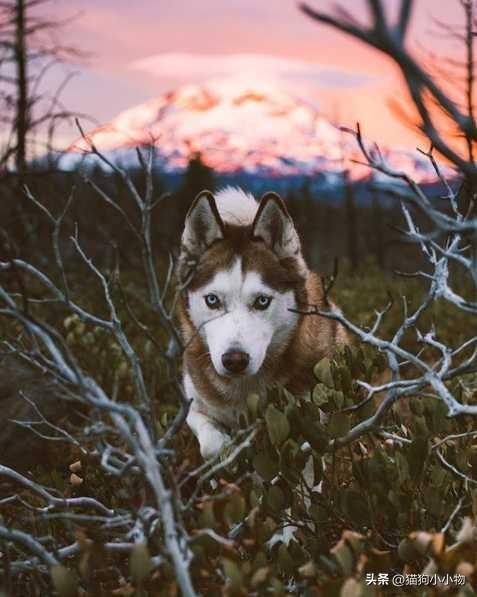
[{"left": 177, "top": 187, "right": 346, "bottom": 459}]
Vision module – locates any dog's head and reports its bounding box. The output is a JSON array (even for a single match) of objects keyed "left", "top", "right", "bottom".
[{"left": 179, "top": 190, "right": 308, "bottom": 379}]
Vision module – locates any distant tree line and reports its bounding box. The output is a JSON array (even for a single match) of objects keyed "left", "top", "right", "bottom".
[{"left": 0, "top": 145, "right": 431, "bottom": 275}]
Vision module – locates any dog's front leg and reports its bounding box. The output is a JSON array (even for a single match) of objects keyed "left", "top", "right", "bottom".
[
  {"left": 187, "top": 405, "right": 231, "bottom": 460},
  {"left": 183, "top": 372, "right": 232, "bottom": 459}
]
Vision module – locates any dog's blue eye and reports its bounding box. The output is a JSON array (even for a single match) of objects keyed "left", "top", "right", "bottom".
[
  {"left": 204, "top": 293, "right": 221, "bottom": 309},
  {"left": 254, "top": 295, "right": 272, "bottom": 310}
]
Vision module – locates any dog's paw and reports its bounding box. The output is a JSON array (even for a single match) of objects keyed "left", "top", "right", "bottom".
[{"left": 199, "top": 427, "right": 231, "bottom": 460}]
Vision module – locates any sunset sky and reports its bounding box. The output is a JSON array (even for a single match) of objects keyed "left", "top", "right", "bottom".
[{"left": 47, "top": 0, "right": 465, "bottom": 151}]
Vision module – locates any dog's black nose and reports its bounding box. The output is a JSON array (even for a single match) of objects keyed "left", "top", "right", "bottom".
[{"left": 222, "top": 350, "right": 250, "bottom": 374}]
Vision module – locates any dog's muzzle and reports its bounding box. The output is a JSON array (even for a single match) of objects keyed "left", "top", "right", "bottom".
[{"left": 221, "top": 350, "right": 250, "bottom": 374}]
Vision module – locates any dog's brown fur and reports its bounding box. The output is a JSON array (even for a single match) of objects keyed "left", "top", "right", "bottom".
[{"left": 178, "top": 199, "right": 347, "bottom": 418}]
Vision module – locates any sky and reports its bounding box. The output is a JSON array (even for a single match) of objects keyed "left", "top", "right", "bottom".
[{"left": 42, "top": 0, "right": 466, "bottom": 151}]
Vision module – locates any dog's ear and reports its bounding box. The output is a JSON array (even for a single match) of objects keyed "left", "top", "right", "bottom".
[
  {"left": 181, "top": 191, "right": 224, "bottom": 254},
  {"left": 252, "top": 192, "right": 302, "bottom": 260}
]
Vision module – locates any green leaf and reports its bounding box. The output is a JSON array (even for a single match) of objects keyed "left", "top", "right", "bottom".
[
  {"left": 280, "top": 438, "right": 300, "bottom": 467},
  {"left": 129, "top": 543, "right": 153, "bottom": 584},
  {"left": 409, "top": 396, "right": 424, "bottom": 416},
  {"left": 313, "top": 357, "right": 334, "bottom": 388},
  {"left": 249, "top": 488, "right": 261, "bottom": 508},
  {"left": 309, "top": 504, "right": 327, "bottom": 524},
  {"left": 411, "top": 415, "right": 429, "bottom": 438},
  {"left": 328, "top": 412, "right": 350, "bottom": 438},
  {"left": 430, "top": 464, "right": 447, "bottom": 487},
  {"left": 222, "top": 558, "right": 243, "bottom": 594},
  {"left": 344, "top": 344, "right": 361, "bottom": 378},
  {"left": 250, "top": 566, "right": 270, "bottom": 588},
  {"left": 277, "top": 544, "right": 296, "bottom": 574},
  {"left": 398, "top": 538, "right": 420, "bottom": 563},
  {"left": 296, "top": 407, "right": 329, "bottom": 453},
  {"left": 50, "top": 566, "right": 78, "bottom": 597},
  {"left": 265, "top": 404, "right": 290, "bottom": 446},
  {"left": 257, "top": 517, "right": 278, "bottom": 543},
  {"left": 224, "top": 493, "right": 245, "bottom": 526},
  {"left": 394, "top": 451, "right": 410, "bottom": 485},
  {"left": 338, "top": 364, "right": 353, "bottom": 394},
  {"left": 199, "top": 500, "right": 217, "bottom": 529},
  {"left": 247, "top": 392, "right": 260, "bottom": 420},
  {"left": 331, "top": 542, "right": 354, "bottom": 575},
  {"left": 312, "top": 383, "right": 330, "bottom": 407},
  {"left": 267, "top": 486, "right": 286, "bottom": 512},
  {"left": 341, "top": 489, "right": 371, "bottom": 527},
  {"left": 253, "top": 452, "right": 279, "bottom": 482},
  {"left": 423, "top": 485, "right": 445, "bottom": 517},
  {"left": 269, "top": 578, "right": 285, "bottom": 595},
  {"left": 281, "top": 437, "right": 308, "bottom": 483},
  {"left": 407, "top": 437, "right": 428, "bottom": 478},
  {"left": 329, "top": 390, "right": 345, "bottom": 410}
]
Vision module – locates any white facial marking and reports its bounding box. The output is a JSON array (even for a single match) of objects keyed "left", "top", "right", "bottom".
[{"left": 188, "top": 258, "right": 298, "bottom": 378}]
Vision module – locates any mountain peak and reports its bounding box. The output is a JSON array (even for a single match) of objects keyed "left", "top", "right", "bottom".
[{"left": 71, "top": 76, "right": 439, "bottom": 183}]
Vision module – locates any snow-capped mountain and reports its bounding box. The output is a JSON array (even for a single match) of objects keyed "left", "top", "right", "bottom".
[{"left": 65, "top": 76, "right": 439, "bottom": 184}]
